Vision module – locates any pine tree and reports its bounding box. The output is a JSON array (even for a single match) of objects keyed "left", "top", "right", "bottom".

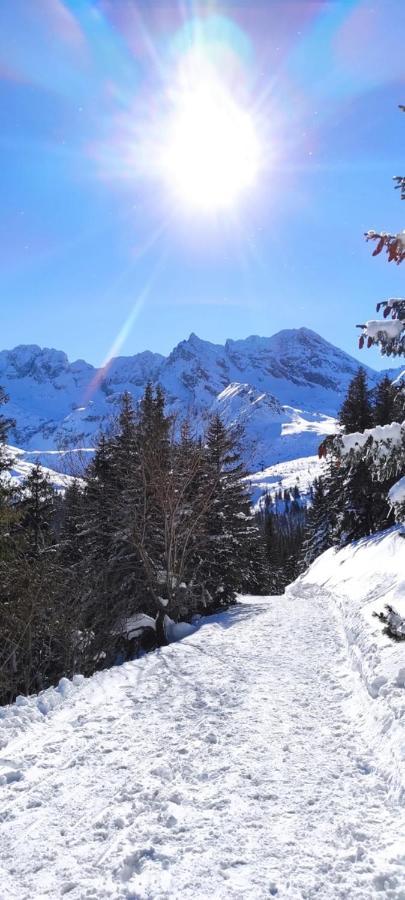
[
  {"left": 301, "top": 477, "right": 333, "bottom": 566},
  {"left": 0, "top": 387, "right": 14, "bottom": 558},
  {"left": 79, "top": 426, "right": 140, "bottom": 666},
  {"left": 18, "top": 464, "right": 59, "bottom": 556},
  {"left": 200, "top": 414, "right": 264, "bottom": 606},
  {"left": 394, "top": 385, "right": 405, "bottom": 422},
  {"left": 373, "top": 375, "right": 398, "bottom": 425},
  {"left": 265, "top": 489, "right": 308, "bottom": 592},
  {"left": 339, "top": 368, "right": 373, "bottom": 433},
  {"left": 338, "top": 458, "right": 393, "bottom": 543},
  {"left": 0, "top": 386, "right": 15, "bottom": 447},
  {"left": 57, "top": 480, "right": 84, "bottom": 569}
]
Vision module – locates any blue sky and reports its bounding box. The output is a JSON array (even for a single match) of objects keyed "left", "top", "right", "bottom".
[{"left": 0, "top": 0, "right": 404, "bottom": 368}]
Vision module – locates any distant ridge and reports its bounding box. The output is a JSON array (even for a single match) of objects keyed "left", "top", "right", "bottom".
[{"left": 0, "top": 329, "right": 399, "bottom": 469}]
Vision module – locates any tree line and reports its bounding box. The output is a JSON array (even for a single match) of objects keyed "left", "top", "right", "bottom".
[
  {"left": 0, "top": 384, "right": 267, "bottom": 705},
  {"left": 260, "top": 368, "right": 405, "bottom": 585},
  {"left": 302, "top": 368, "right": 405, "bottom": 565}
]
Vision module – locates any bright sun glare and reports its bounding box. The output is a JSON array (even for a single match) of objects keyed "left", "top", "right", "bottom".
[{"left": 164, "top": 79, "right": 260, "bottom": 213}]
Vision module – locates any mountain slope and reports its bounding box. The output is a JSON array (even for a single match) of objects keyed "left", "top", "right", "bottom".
[
  {"left": 1, "top": 539, "right": 405, "bottom": 899},
  {"left": 0, "top": 328, "right": 397, "bottom": 468},
  {"left": 6, "top": 445, "right": 80, "bottom": 492}
]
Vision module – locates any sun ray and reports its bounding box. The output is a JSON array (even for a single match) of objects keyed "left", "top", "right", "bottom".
[{"left": 83, "top": 250, "right": 168, "bottom": 407}]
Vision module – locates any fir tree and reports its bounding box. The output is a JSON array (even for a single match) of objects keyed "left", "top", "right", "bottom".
[
  {"left": 259, "top": 485, "right": 307, "bottom": 594},
  {"left": 18, "top": 464, "right": 59, "bottom": 556},
  {"left": 339, "top": 368, "right": 373, "bottom": 433},
  {"left": 0, "top": 387, "right": 14, "bottom": 558},
  {"left": 372, "top": 375, "right": 398, "bottom": 425},
  {"left": 301, "top": 477, "right": 333, "bottom": 566},
  {"left": 201, "top": 414, "right": 264, "bottom": 606}
]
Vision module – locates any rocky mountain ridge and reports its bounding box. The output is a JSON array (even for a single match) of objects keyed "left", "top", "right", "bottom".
[{"left": 0, "top": 328, "right": 398, "bottom": 470}]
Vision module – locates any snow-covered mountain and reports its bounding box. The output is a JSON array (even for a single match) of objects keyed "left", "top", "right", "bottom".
[
  {"left": 5, "top": 445, "right": 80, "bottom": 492},
  {"left": 0, "top": 328, "right": 397, "bottom": 469}
]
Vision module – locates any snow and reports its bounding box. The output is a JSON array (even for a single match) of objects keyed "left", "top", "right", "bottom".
[
  {"left": 281, "top": 408, "right": 337, "bottom": 438},
  {"left": 392, "top": 369, "right": 405, "bottom": 386},
  {"left": 246, "top": 454, "right": 325, "bottom": 507},
  {"left": 298, "top": 526, "right": 405, "bottom": 796},
  {"left": 341, "top": 421, "right": 405, "bottom": 455},
  {"left": 165, "top": 620, "right": 197, "bottom": 641},
  {"left": 364, "top": 320, "right": 404, "bottom": 340},
  {"left": 389, "top": 475, "right": 405, "bottom": 508},
  {"left": 5, "top": 445, "right": 80, "bottom": 492},
  {"left": 1, "top": 548, "right": 405, "bottom": 897},
  {"left": 121, "top": 614, "right": 157, "bottom": 640}
]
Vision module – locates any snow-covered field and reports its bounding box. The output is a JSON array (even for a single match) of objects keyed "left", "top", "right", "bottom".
[
  {"left": 6, "top": 445, "right": 83, "bottom": 492},
  {"left": 1, "top": 528, "right": 405, "bottom": 899},
  {"left": 246, "top": 454, "right": 325, "bottom": 506}
]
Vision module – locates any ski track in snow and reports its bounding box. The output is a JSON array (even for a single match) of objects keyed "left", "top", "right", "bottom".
[{"left": 1, "top": 594, "right": 405, "bottom": 900}]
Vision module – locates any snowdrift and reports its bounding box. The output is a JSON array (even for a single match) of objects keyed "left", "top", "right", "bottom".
[{"left": 292, "top": 526, "right": 405, "bottom": 798}]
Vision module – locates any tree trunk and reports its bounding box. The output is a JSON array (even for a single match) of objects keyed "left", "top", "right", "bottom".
[{"left": 155, "top": 609, "right": 168, "bottom": 647}]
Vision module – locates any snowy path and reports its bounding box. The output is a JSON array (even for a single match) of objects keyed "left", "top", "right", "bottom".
[{"left": 1, "top": 592, "right": 405, "bottom": 900}]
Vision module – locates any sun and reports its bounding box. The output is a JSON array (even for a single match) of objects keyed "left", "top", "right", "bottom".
[{"left": 163, "top": 79, "right": 260, "bottom": 213}]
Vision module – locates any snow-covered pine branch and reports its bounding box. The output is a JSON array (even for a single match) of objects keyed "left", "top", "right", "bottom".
[
  {"left": 364, "top": 230, "right": 405, "bottom": 265},
  {"left": 373, "top": 604, "right": 405, "bottom": 641},
  {"left": 358, "top": 106, "right": 405, "bottom": 356}
]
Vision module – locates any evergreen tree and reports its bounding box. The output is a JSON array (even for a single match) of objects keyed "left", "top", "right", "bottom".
[
  {"left": 338, "top": 457, "right": 394, "bottom": 544},
  {"left": 320, "top": 437, "right": 396, "bottom": 547},
  {"left": 339, "top": 368, "right": 373, "bottom": 433},
  {"left": 394, "top": 385, "right": 405, "bottom": 423},
  {"left": 0, "top": 387, "right": 14, "bottom": 557},
  {"left": 200, "top": 414, "right": 264, "bottom": 606},
  {"left": 79, "top": 429, "right": 138, "bottom": 665},
  {"left": 263, "top": 496, "right": 307, "bottom": 593},
  {"left": 301, "top": 477, "right": 333, "bottom": 566},
  {"left": 57, "top": 480, "right": 85, "bottom": 569},
  {"left": 0, "top": 386, "right": 15, "bottom": 448},
  {"left": 373, "top": 375, "right": 398, "bottom": 425},
  {"left": 18, "top": 464, "right": 59, "bottom": 556}
]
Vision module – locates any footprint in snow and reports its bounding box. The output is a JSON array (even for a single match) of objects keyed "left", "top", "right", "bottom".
[{"left": 0, "top": 769, "right": 23, "bottom": 785}]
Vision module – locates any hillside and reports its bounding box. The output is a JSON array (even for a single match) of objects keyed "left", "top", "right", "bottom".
[
  {"left": 0, "top": 328, "right": 396, "bottom": 469},
  {"left": 1, "top": 528, "right": 404, "bottom": 899},
  {"left": 6, "top": 445, "right": 79, "bottom": 493}
]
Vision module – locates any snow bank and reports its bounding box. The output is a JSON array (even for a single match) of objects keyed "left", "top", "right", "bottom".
[
  {"left": 0, "top": 674, "right": 85, "bottom": 749},
  {"left": 166, "top": 620, "right": 197, "bottom": 642},
  {"left": 0, "top": 617, "right": 198, "bottom": 748},
  {"left": 294, "top": 527, "right": 405, "bottom": 797}
]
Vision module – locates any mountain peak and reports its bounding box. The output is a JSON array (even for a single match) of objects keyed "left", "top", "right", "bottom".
[{"left": 0, "top": 344, "right": 70, "bottom": 379}]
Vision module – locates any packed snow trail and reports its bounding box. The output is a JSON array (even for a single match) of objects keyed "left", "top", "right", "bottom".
[{"left": 1, "top": 593, "right": 404, "bottom": 900}]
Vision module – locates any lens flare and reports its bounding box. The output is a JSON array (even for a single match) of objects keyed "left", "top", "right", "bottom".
[{"left": 163, "top": 76, "right": 260, "bottom": 213}]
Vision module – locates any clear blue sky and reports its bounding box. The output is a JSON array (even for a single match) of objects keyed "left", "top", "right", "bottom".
[{"left": 0, "top": 0, "right": 404, "bottom": 368}]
